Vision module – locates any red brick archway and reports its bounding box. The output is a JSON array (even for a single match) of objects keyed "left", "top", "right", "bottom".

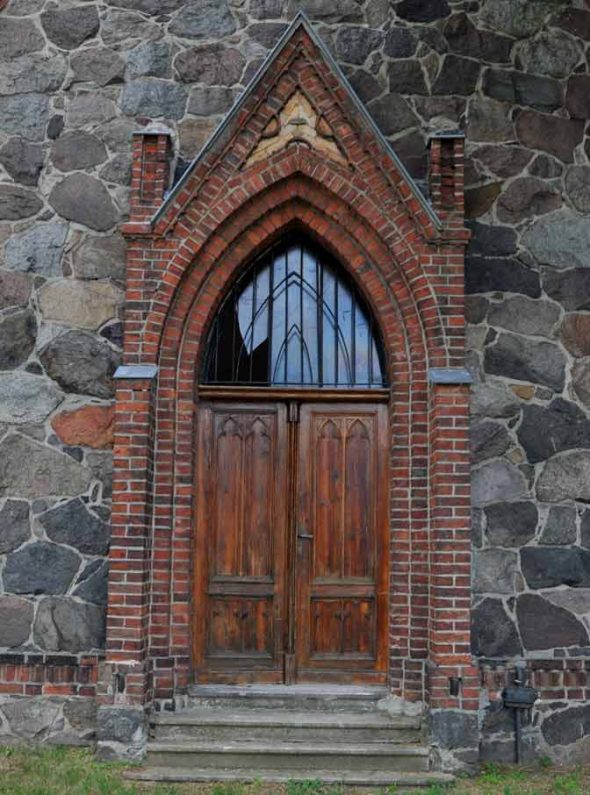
[{"left": 97, "top": 16, "right": 478, "bottom": 742}]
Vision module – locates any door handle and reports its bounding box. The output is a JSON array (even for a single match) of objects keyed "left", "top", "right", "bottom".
[{"left": 297, "top": 533, "right": 313, "bottom": 540}]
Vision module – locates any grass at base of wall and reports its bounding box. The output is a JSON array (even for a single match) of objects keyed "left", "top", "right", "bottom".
[{"left": 0, "top": 747, "right": 589, "bottom": 795}]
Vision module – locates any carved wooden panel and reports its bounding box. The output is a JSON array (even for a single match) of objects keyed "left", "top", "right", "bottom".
[
  {"left": 194, "top": 400, "right": 388, "bottom": 684},
  {"left": 193, "top": 403, "right": 288, "bottom": 682},
  {"left": 296, "top": 403, "right": 388, "bottom": 682}
]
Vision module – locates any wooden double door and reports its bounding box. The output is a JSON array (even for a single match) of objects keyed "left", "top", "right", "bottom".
[{"left": 193, "top": 398, "right": 389, "bottom": 684}]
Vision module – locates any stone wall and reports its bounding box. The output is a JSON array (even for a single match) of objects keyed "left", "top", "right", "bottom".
[{"left": 0, "top": 0, "right": 589, "bottom": 762}]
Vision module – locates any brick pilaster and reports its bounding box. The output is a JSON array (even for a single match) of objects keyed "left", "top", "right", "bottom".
[
  {"left": 428, "top": 382, "right": 479, "bottom": 711},
  {"left": 99, "top": 375, "right": 156, "bottom": 708},
  {"left": 129, "top": 125, "right": 174, "bottom": 225},
  {"left": 428, "top": 132, "right": 466, "bottom": 229}
]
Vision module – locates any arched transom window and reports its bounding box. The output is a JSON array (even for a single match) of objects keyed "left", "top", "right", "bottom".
[{"left": 203, "top": 237, "right": 386, "bottom": 388}]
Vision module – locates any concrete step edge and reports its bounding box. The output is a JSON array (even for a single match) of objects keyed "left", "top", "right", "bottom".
[
  {"left": 188, "top": 684, "right": 388, "bottom": 697},
  {"left": 125, "top": 766, "right": 454, "bottom": 786},
  {"left": 147, "top": 741, "right": 429, "bottom": 756},
  {"left": 152, "top": 710, "right": 421, "bottom": 729}
]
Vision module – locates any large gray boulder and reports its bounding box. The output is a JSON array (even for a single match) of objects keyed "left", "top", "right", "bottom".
[
  {"left": 0, "top": 52, "right": 67, "bottom": 94},
  {"left": 0, "top": 699, "right": 64, "bottom": 740},
  {"left": 517, "top": 399, "right": 590, "bottom": 464},
  {"left": 487, "top": 296, "right": 560, "bottom": 338},
  {"left": 471, "top": 421, "right": 511, "bottom": 464},
  {"left": 514, "top": 30, "right": 582, "bottom": 78},
  {"left": 542, "top": 704, "right": 590, "bottom": 748},
  {"left": 175, "top": 44, "right": 245, "bottom": 85},
  {"left": 0, "top": 309, "right": 36, "bottom": 370},
  {"left": 0, "top": 137, "right": 44, "bottom": 186},
  {"left": 564, "top": 167, "right": 590, "bottom": 215},
  {"left": 444, "top": 12, "right": 512, "bottom": 62},
  {"left": 478, "top": 0, "right": 561, "bottom": 37},
  {"left": 0, "top": 16, "right": 44, "bottom": 59},
  {"left": 126, "top": 41, "right": 171, "bottom": 79},
  {"left": 285, "top": 0, "right": 364, "bottom": 22},
  {"left": 120, "top": 78, "right": 188, "bottom": 120},
  {"left": 0, "top": 93, "right": 49, "bottom": 142},
  {"left": 517, "top": 593, "right": 588, "bottom": 651},
  {"left": 39, "top": 498, "right": 110, "bottom": 556},
  {"left": 472, "top": 460, "right": 528, "bottom": 506},
  {"left": 572, "top": 359, "right": 590, "bottom": 409},
  {"left": 539, "top": 505, "right": 577, "bottom": 546},
  {"left": 4, "top": 541, "right": 81, "bottom": 596},
  {"left": 0, "top": 185, "right": 42, "bottom": 221},
  {"left": 522, "top": 209, "right": 590, "bottom": 270},
  {"left": 0, "top": 372, "right": 63, "bottom": 425},
  {"left": 0, "top": 271, "right": 31, "bottom": 311},
  {"left": 4, "top": 222, "right": 68, "bottom": 277},
  {"left": 521, "top": 547, "right": 590, "bottom": 589},
  {"left": 187, "top": 86, "right": 238, "bottom": 116},
  {"left": 33, "top": 597, "right": 106, "bottom": 652},
  {"left": 484, "top": 501, "right": 538, "bottom": 547},
  {"left": 0, "top": 596, "right": 33, "bottom": 648},
  {"left": 537, "top": 451, "right": 590, "bottom": 503},
  {"left": 51, "top": 131, "right": 108, "bottom": 172},
  {"left": 0, "top": 434, "right": 93, "bottom": 499},
  {"left": 472, "top": 597, "right": 522, "bottom": 657},
  {"left": 516, "top": 110, "right": 584, "bottom": 163},
  {"left": 566, "top": 74, "right": 590, "bottom": 120},
  {"left": 465, "top": 256, "right": 541, "bottom": 297},
  {"left": 471, "top": 382, "right": 520, "bottom": 419},
  {"left": 168, "top": 0, "right": 236, "bottom": 39},
  {"left": 39, "top": 331, "right": 120, "bottom": 398},
  {"left": 71, "top": 47, "right": 126, "bottom": 86},
  {"left": 483, "top": 68, "right": 563, "bottom": 112},
  {"left": 544, "top": 269, "right": 590, "bottom": 312},
  {"left": 40, "top": 5, "right": 99, "bottom": 50},
  {"left": 0, "top": 500, "right": 30, "bottom": 554},
  {"left": 71, "top": 233, "right": 126, "bottom": 282},
  {"left": 473, "top": 548, "right": 519, "bottom": 595},
  {"left": 484, "top": 332, "right": 566, "bottom": 392},
  {"left": 336, "top": 26, "right": 384, "bottom": 65},
  {"left": 49, "top": 174, "right": 118, "bottom": 232},
  {"left": 73, "top": 560, "right": 109, "bottom": 606},
  {"left": 38, "top": 280, "right": 123, "bottom": 331},
  {"left": 496, "top": 177, "right": 561, "bottom": 224},
  {"left": 67, "top": 93, "right": 117, "bottom": 128},
  {"left": 466, "top": 97, "right": 515, "bottom": 142}
]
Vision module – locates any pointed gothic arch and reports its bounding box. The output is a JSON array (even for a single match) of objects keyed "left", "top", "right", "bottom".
[{"left": 202, "top": 234, "right": 387, "bottom": 389}]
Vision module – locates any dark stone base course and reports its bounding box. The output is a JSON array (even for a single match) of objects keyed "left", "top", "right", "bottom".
[
  {"left": 1, "top": 664, "right": 589, "bottom": 769},
  {"left": 480, "top": 661, "right": 590, "bottom": 765},
  {"left": 0, "top": 696, "right": 97, "bottom": 746},
  {"left": 430, "top": 709, "right": 479, "bottom": 773},
  {"left": 95, "top": 705, "right": 148, "bottom": 762}
]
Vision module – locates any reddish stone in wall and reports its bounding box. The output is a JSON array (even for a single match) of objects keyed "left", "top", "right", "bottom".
[{"left": 51, "top": 404, "right": 114, "bottom": 449}]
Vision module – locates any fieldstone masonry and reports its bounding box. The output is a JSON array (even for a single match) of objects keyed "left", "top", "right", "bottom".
[{"left": 0, "top": 0, "right": 589, "bottom": 767}]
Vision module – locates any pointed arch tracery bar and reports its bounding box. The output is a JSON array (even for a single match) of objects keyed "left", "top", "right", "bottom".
[{"left": 203, "top": 236, "right": 386, "bottom": 390}]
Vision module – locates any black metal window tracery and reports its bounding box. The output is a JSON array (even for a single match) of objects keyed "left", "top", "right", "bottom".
[{"left": 203, "top": 237, "right": 386, "bottom": 388}]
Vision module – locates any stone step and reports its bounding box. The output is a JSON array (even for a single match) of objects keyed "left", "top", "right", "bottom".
[
  {"left": 126, "top": 765, "right": 453, "bottom": 788},
  {"left": 186, "top": 683, "right": 389, "bottom": 713},
  {"left": 152, "top": 707, "right": 422, "bottom": 744},
  {"left": 145, "top": 740, "right": 430, "bottom": 773}
]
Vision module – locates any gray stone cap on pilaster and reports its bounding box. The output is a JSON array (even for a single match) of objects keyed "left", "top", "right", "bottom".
[
  {"left": 132, "top": 122, "right": 173, "bottom": 137},
  {"left": 114, "top": 365, "right": 159, "bottom": 380},
  {"left": 428, "top": 129, "right": 466, "bottom": 140},
  {"left": 428, "top": 367, "right": 473, "bottom": 384}
]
